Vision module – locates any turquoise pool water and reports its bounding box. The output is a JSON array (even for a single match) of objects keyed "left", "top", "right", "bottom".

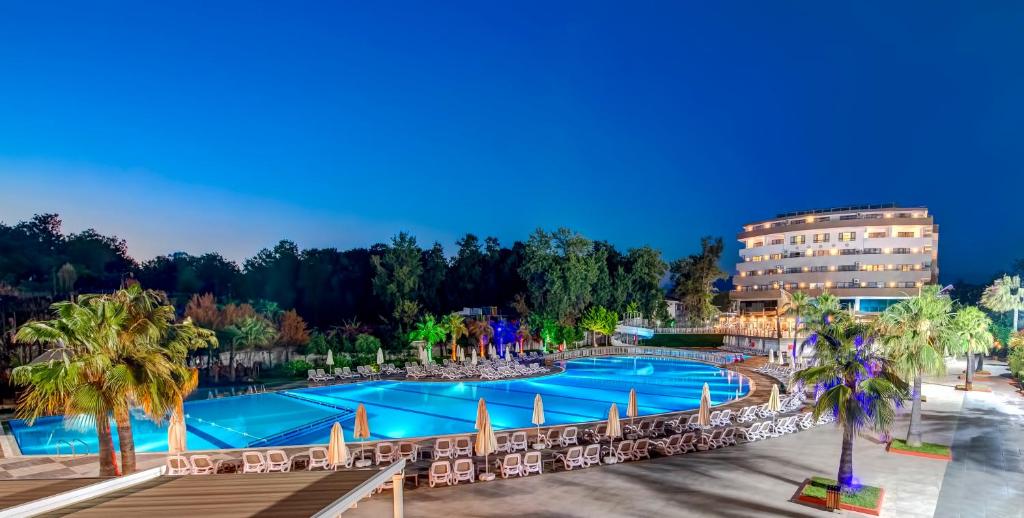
[{"left": 8, "top": 356, "right": 749, "bottom": 455}]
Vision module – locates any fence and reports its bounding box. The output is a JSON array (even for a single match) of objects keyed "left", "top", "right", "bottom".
[{"left": 544, "top": 343, "right": 736, "bottom": 366}]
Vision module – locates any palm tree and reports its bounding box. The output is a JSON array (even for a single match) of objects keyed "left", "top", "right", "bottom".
[
  {"left": 949, "top": 306, "right": 993, "bottom": 391},
  {"left": 981, "top": 275, "right": 1023, "bottom": 372},
  {"left": 13, "top": 297, "right": 128, "bottom": 477},
  {"left": 225, "top": 317, "right": 277, "bottom": 381},
  {"left": 794, "top": 308, "right": 907, "bottom": 491},
  {"left": 410, "top": 314, "right": 446, "bottom": 362},
  {"left": 440, "top": 313, "right": 467, "bottom": 361},
  {"left": 783, "top": 291, "right": 815, "bottom": 358},
  {"left": 876, "top": 285, "right": 954, "bottom": 447},
  {"left": 467, "top": 319, "right": 494, "bottom": 357}
]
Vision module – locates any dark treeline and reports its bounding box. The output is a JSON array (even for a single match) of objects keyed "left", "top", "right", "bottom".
[{"left": 1, "top": 215, "right": 729, "bottom": 372}]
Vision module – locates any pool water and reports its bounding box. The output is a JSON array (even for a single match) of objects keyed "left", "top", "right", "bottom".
[{"left": 8, "top": 356, "right": 749, "bottom": 455}]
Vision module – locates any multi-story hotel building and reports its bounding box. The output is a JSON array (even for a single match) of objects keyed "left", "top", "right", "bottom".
[{"left": 731, "top": 204, "right": 938, "bottom": 316}]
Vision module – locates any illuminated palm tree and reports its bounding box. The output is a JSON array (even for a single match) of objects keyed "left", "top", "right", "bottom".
[
  {"left": 782, "top": 290, "right": 815, "bottom": 357},
  {"left": 795, "top": 307, "right": 907, "bottom": 491},
  {"left": 949, "top": 306, "right": 993, "bottom": 391},
  {"left": 876, "top": 285, "right": 954, "bottom": 447},
  {"left": 467, "top": 319, "right": 494, "bottom": 357},
  {"left": 410, "top": 314, "right": 446, "bottom": 362},
  {"left": 981, "top": 275, "right": 1023, "bottom": 372},
  {"left": 440, "top": 313, "right": 467, "bottom": 361},
  {"left": 13, "top": 297, "right": 128, "bottom": 477}
]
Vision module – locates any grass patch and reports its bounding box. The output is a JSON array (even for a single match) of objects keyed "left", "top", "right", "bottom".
[
  {"left": 802, "top": 477, "right": 882, "bottom": 509},
  {"left": 889, "top": 439, "right": 950, "bottom": 456},
  {"left": 641, "top": 333, "right": 723, "bottom": 348}
]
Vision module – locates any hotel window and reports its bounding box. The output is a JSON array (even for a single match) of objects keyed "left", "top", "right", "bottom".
[
  {"left": 839, "top": 214, "right": 859, "bottom": 221},
  {"left": 922, "top": 245, "right": 933, "bottom": 253},
  {"left": 812, "top": 233, "right": 830, "bottom": 243},
  {"left": 770, "top": 238, "right": 784, "bottom": 245},
  {"left": 863, "top": 248, "right": 882, "bottom": 254},
  {"left": 898, "top": 264, "right": 913, "bottom": 272},
  {"left": 752, "top": 255, "right": 763, "bottom": 262},
  {"left": 769, "top": 253, "right": 782, "bottom": 260},
  {"left": 812, "top": 250, "right": 831, "bottom": 257},
  {"left": 862, "top": 264, "right": 884, "bottom": 272},
  {"left": 840, "top": 249, "right": 860, "bottom": 255},
  {"left": 897, "top": 231, "right": 915, "bottom": 238},
  {"left": 751, "top": 241, "right": 764, "bottom": 247},
  {"left": 922, "top": 227, "right": 933, "bottom": 237},
  {"left": 771, "top": 222, "right": 787, "bottom": 228},
  {"left": 815, "top": 216, "right": 831, "bottom": 222},
  {"left": 864, "top": 213, "right": 883, "bottom": 219},
  {"left": 867, "top": 231, "right": 887, "bottom": 238},
  {"left": 892, "top": 247, "right": 911, "bottom": 254},
  {"left": 791, "top": 235, "right": 806, "bottom": 245},
  {"left": 838, "top": 232, "right": 856, "bottom": 242}
]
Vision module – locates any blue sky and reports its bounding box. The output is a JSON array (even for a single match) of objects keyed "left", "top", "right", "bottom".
[{"left": 1, "top": 1, "right": 1022, "bottom": 282}]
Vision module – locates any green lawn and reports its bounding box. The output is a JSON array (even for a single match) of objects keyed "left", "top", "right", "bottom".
[
  {"left": 889, "top": 439, "right": 951, "bottom": 456},
  {"left": 640, "top": 333, "right": 723, "bottom": 348},
  {"left": 802, "top": 477, "right": 882, "bottom": 509}
]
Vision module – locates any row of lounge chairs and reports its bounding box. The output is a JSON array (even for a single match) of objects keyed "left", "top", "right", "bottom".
[
  {"left": 307, "top": 364, "right": 405, "bottom": 383},
  {"left": 405, "top": 359, "right": 549, "bottom": 381}
]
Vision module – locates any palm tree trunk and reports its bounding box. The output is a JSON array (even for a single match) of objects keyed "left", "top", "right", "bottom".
[
  {"left": 114, "top": 409, "right": 136, "bottom": 474},
  {"left": 906, "top": 373, "right": 924, "bottom": 447},
  {"left": 793, "top": 310, "right": 800, "bottom": 358},
  {"left": 1015, "top": 308, "right": 1020, "bottom": 333},
  {"left": 228, "top": 344, "right": 236, "bottom": 382},
  {"left": 838, "top": 424, "right": 855, "bottom": 490},
  {"left": 975, "top": 354, "right": 984, "bottom": 373},
  {"left": 965, "top": 352, "right": 974, "bottom": 391},
  {"left": 95, "top": 413, "right": 117, "bottom": 477}
]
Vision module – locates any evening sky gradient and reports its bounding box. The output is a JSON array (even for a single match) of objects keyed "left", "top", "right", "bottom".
[{"left": 1, "top": 1, "right": 1022, "bottom": 282}]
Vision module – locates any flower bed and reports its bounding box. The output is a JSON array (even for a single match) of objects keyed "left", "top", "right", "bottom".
[
  {"left": 797, "top": 477, "right": 884, "bottom": 516},
  {"left": 886, "top": 439, "right": 952, "bottom": 460}
]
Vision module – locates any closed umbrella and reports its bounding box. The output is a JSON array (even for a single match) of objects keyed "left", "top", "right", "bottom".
[
  {"left": 167, "top": 408, "right": 187, "bottom": 455},
  {"left": 474, "top": 398, "right": 487, "bottom": 430},
  {"left": 504, "top": 346, "right": 510, "bottom": 361},
  {"left": 626, "top": 388, "right": 638, "bottom": 428},
  {"left": 475, "top": 399, "right": 498, "bottom": 481},
  {"left": 376, "top": 347, "right": 384, "bottom": 366},
  {"left": 471, "top": 348, "right": 478, "bottom": 365},
  {"left": 768, "top": 349, "right": 774, "bottom": 364},
  {"left": 531, "top": 394, "right": 545, "bottom": 449},
  {"left": 698, "top": 383, "right": 712, "bottom": 428},
  {"left": 458, "top": 346, "right": 465, "bottom": 362},
  {"left": 327, "top": 422, "right": 349, "bottom": 470},
  {"left": 605, "top": 403, "right": 623, "bottom": 463},
  {"left": 353, "top": 403, "right": 371, "bottom": 466},
  {"left": 326, "top": 349, "right": 334, "bottom": 367},
  {"left": 767, "top": 384, "right": 781, "bottom": 413}
]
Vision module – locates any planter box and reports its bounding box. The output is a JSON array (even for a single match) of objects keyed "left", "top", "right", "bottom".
[
  {"left": 796, "top": 479, "right": 884, "bottom": 516},
  {"left": 886, "top": 441, "right": 952, "bottom": 461},
  {"left": 955, "top": 384, "right": 991, "bottom": 392}
]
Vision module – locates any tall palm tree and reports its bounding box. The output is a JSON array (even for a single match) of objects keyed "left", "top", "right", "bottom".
[
  {"left": 13, "top": 297, "right": 128, "bottom": 477},
  {"left": 794, "top": 308, "right": 907, "bottom": 491},
  {"left": 949, "top": 306, "right": 993, "bottom": 391},
  {"left": 440, "top": 313, "right": 467, "bottom": 361},
  {"left": 99, "top": 285, "right": 216, "bottom": 474},
  {"left": 876, "top": 285, "right": 953, "bottom": 447},
  {"left": 410, "top": 314, "right": 446, "bottom": 362},
  {"left": 783, "top": 291, "right": 815, "bottom": 358},
  {"left": 981, "top": 275, "right": 1022, "bottom": 372}
]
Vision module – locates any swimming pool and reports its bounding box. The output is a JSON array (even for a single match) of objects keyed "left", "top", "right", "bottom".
[{"left": 8, "top": 356, "right": 750, "bottom": 455}]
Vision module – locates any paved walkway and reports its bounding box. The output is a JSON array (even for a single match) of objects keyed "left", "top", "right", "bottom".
[{"left": 350, "top": 359, "right": 1022, "bottom": 518}]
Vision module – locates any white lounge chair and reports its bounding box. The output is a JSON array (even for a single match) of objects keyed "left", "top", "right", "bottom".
[
  {"left": 433, "top": 438, "right": 454, "bottom": 459},
  {"left": 500, "top": 453, "right": 523, "bottom": 478},
  {"left": 165, "top": 455, "right": 191, "bottom": 475},
  {"left": 189, "top": 454, "right": 214, "bottom": 475},
  {"left": 509, "top": 431, "right": 528, "bottom": 452},
  {"left": 242, "top": 451, "right": 266, "bottom": 473},
  {"left": 522, "top": 451, "right": 542, "bottom": 476},
  {"left": 453, "top": 436, "right": 472, "bottom": 457},
  {"left": 308, "top": 447, "right": 330, "bottom": 470},
  {"left": 582, "top": 444, "right": 602, "bottom": 466},
  {"left": 631, "top": 438, "right": 651, "bottom": 460},
  {"left": 555, "top": 446, "right": 585, "bottom": 470},
  {"left": 561, "top": 427, "right": 579, "bottom": 446},
  {"left": 375, "top": 442, "right": 396, "bottom": 465},
  {"left": 452, "top": 458, "right": 475, "bottom": 484},
  {"left": 397, "top": 442, "right": 419, "bottom": 461},
  {"left": 266, "top": 449, "right": 291, "bottom": 472},
  {"left": 429, "top": 460, "right": 453, "bottom": 487}
]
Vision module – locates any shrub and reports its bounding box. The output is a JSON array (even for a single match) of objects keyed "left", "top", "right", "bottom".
[{"left": 284, "top": 359, "right": 313, "bottom": 377}]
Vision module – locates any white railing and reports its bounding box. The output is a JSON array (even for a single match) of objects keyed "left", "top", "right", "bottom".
[
  {"left": 0, "top": 466, "right": 163, "bottom": 517},
  {"left": 312, "top": 459, "right": 407, "bottom": 518}
]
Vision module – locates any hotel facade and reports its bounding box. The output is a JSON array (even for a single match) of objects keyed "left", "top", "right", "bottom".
[{"left": 730, "top": 204, "right": 939, "bottom": 317}]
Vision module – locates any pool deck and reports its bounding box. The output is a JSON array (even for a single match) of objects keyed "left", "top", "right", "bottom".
[
  {"left": 0, "top": 478, "right": 109, "bottom": 511},
  {"left": 35, "top": 470, "right": 381, "bottom": 517}
]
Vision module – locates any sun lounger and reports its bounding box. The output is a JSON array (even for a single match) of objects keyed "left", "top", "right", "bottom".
[
  {"left": 165, "top": 455, "right": 191, "bottom": 475},
  {"left": 375, "top": 442, "right": 396, "bottom": 464},
  {"left": 242, "top": 451, "right": 266, "bottom": 473},
  {"left": 582, "top": 444, "right": 602, "bottom": 466},
  {"left": 500, "top": 453, "right": 523, "bottom": 478},
  {"left": 189, "top": 454, "right": 214, "bottom": 475},
  {"left": 452, "top": 458, "right": 475, "bottom": 484},
  {"left": 555, "top": 446, "right": 586, "bottom": 470},
  {"left": 308, "top": 447, "right": 330, "bottom": 470},
  {"left": 522, "top": 451, "right": 542, "bottom": 476},
  {"left": 453, "top": 436, "right": 472, "bottom": 457},
  {"left": 429, "top": 461, "right": 453, "bottom": 487},
  {"left": 266, "top": 449, "right": 291, "bottom": 472},
  {"left": 433, "top": 438, "right": 454, "bottom": 459}
]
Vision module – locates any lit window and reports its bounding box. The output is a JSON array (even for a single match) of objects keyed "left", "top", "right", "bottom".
[
  {"left": 838, "top": 232, "right": 856, "bottom": 242},
  {"left": 791, "top": 235, "right": 806, "bottom": 245}
]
